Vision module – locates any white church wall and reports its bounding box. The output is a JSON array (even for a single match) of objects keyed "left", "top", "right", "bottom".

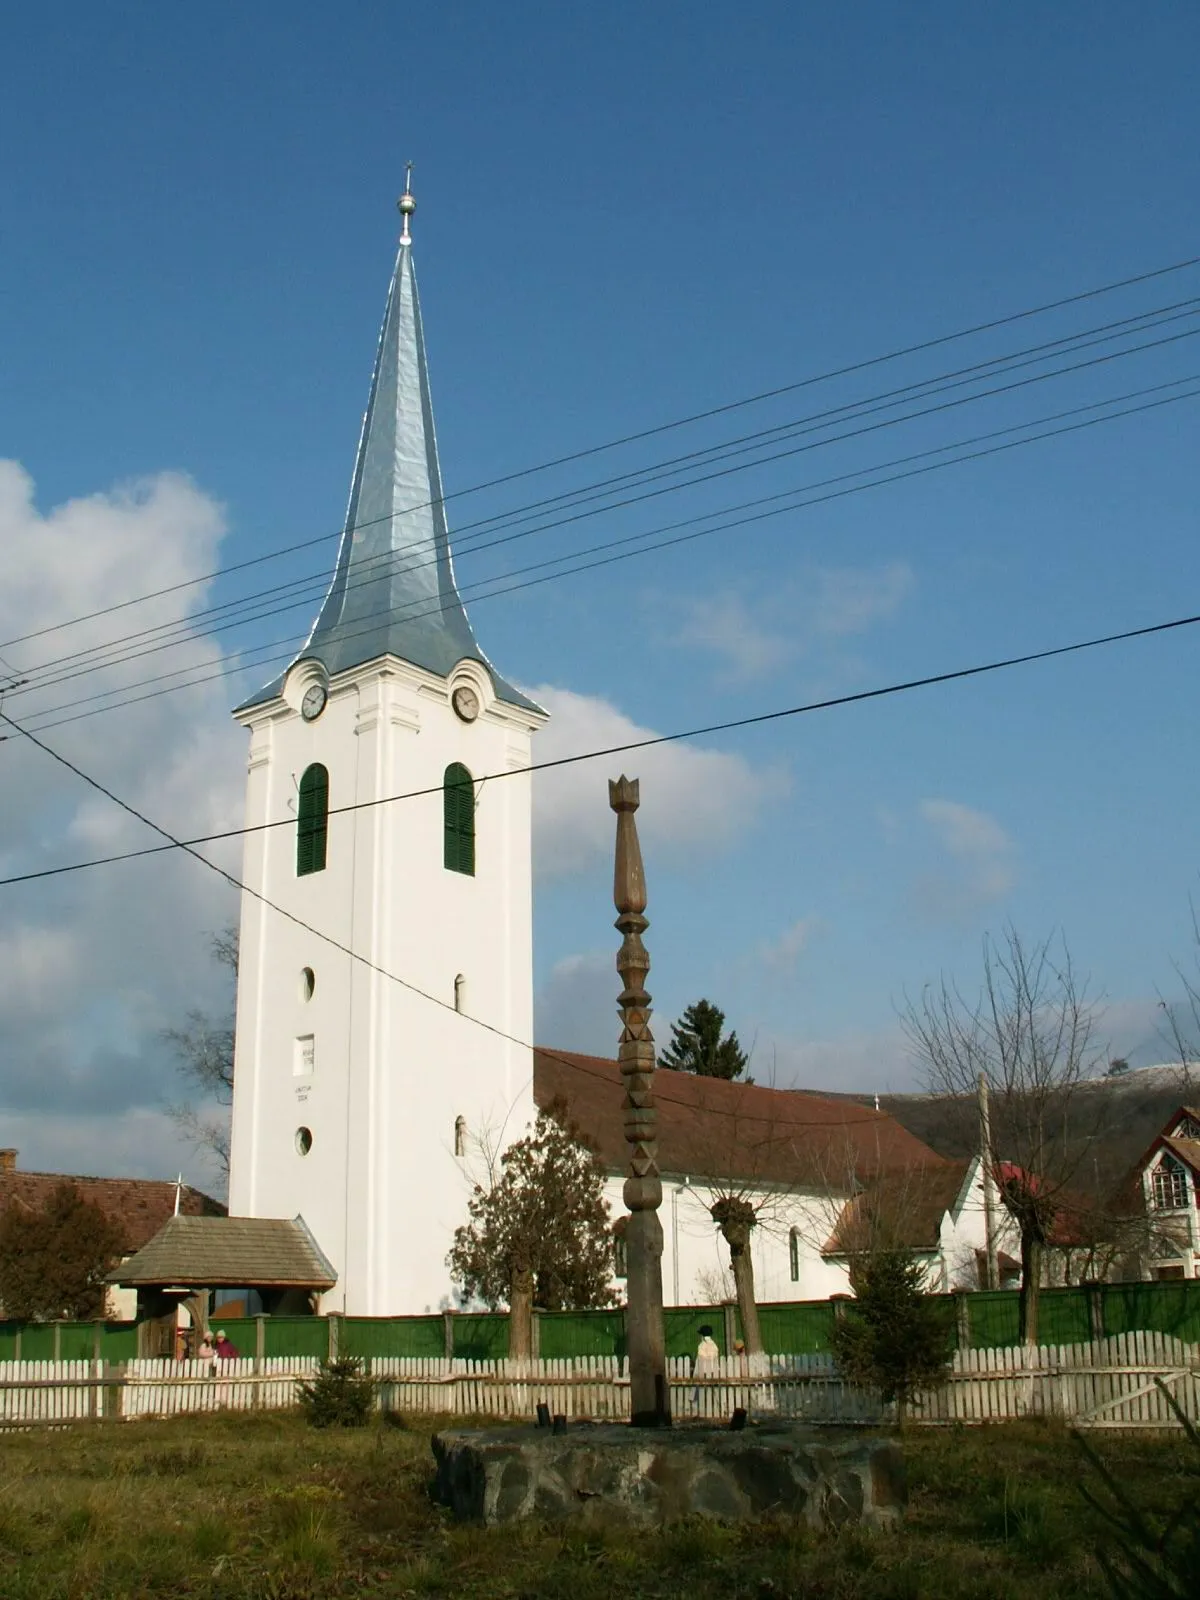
[
  {"left": 229, "top": 655, "right": 542, "bottom": 1315},
  {"left": 603, "top": 1174, "right": 855, "bottom": 1308}
]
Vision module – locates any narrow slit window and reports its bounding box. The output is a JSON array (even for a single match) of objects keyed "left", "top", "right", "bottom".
[
  {"left": 443, "top": 763, "right": 475, "bottom": 876},
  {"left": 297, "top": 764, "right": 329, "bottom": 876},
  {"left": 789, "top": 1228, "right": 800, "bottom": 1282},
  {"left": 454, "top": 1115, "right": 467, "bottom": 1158}
]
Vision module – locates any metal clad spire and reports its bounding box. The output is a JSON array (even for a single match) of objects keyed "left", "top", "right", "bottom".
[{"left": 237, "top": 174, "right": 535, "bottom": 713}]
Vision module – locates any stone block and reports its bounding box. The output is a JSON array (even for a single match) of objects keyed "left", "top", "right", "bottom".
[{"left": 431, "top": 1422, "right": 904, "bottom": 1530}]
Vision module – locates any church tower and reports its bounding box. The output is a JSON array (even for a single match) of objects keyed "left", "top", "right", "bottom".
[{"left": 227, "top": 177, "right": 545, "bottom": 1314}]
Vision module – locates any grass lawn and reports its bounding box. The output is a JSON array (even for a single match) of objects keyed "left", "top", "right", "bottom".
[{"left": 0, "top": 1412, "right": 1190, "bottom": 1598}]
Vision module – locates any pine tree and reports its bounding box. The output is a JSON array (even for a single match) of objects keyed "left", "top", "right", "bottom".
[
  {"left": 0, "top": 1182, "right": 127, "bottom": 1321},
  {"left": 447, "top": 1100, "right": 615, "bottom": 1357},
  {"left": 831, "top": 1249, "right": 955, "bottom": 1425},
  {"left": 659, "top": 999, "right": 749, "bottom": 1080}
]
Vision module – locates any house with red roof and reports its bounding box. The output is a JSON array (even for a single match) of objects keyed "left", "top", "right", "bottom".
[
  {"left": 0, "top": 1148, "right": 224, "bottom": 1319},
  {"left": 1129, "top": 1106, "right": 1200, "bottom": 1279}
]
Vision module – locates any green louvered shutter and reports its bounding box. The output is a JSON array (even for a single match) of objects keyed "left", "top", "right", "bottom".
[
  {"left": 297, "top": 764, "right": 329, "bottom": 877},
  {"left": 443, "top": 763, "right": 475, "bottom": 876}
]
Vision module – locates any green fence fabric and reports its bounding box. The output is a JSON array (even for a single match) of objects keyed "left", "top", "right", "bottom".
[
  {"left": 101, "top": 1323, "right": 138, "bottom": 1361},
  {"left": 4, "top": 1281, "right": 1200, "bottom": 1367},
  {"left": 966, "top": 1291, "right": 1021, "bottom": 1348},
  {"left": 538, "top": 1309, "right": 627, "bottom": 1360},
  {"left": 452, "top": 1314, "right": 510, "bottom": 1362},
  {"left": 1101, "top": 1279, "right": 1200, "bottom": 1340},
  {"left": 342, "top": 1316, "right": 445, "bottom": 1360},
  {"left": 263, "top": 1318, "right": 329, "bottom": 1359},
  {"left": 757, "top": 1300, "right": 837, "bottom": 1355}
]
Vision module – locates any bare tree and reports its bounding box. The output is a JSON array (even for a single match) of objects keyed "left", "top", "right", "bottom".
[
  {"left": 902, "top": 926, "right": 1110, "bottom": 1345},
  {"left": 164, "top": 927, "right": 237, "bottom": 1177}
]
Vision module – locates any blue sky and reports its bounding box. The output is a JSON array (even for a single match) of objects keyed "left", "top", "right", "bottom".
[{"left": 1, "top": 3, "right": 1198, "bottom": 1183}]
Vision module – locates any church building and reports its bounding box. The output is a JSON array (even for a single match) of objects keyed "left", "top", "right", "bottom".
[
  {"left": 226, "top": 178, "right": 546, "bottom": 1314},
  {"left": 218, "top": 180, "right": 985, "bottom": 1321}
]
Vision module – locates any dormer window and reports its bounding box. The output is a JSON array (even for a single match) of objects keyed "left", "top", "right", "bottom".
[
  {"left": 1152, "top": 1155, "right": 1190, "bottom": 1211},
  {"left": 1174, "top": 1114, "right": 1200, "bottom": 1142}
]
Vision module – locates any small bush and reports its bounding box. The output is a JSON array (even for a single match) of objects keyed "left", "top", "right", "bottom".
[{"left": 297, "top": 1357, "right": 376, "bottom": 1428}]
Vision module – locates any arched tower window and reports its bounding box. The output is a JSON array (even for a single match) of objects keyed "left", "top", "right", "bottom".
[
  {"left": 789, "top": 1228, "right": 800, "bottom": 1283},
  {"left": 297, "top": 764, "right": 329, "bottom": 877},
  {"left": 443, "top": 763, "right": 475, "bottom": 876},
  {"left": 454, "top": 1115, "right": 467, "bottom": 1158},
  {"left": 454, "top": 974, "right": 466, "bottom": 1013}
]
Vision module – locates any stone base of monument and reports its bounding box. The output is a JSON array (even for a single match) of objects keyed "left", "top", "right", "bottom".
[{"left": 431, "top": 1422, "right": 904, "bottom": 1530}]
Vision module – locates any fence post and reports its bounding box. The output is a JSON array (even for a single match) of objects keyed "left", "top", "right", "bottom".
[
  {"left": 12, "top": 1325, "right": 19, "bottom": 1361},
  {"left": 1087, "top": 1284, "right": 1104, "bottom": 1341},
  {"left": 327, "top": 1314, "right": 341, "bottom": 1361},
  {"left": 443, "top": 1310, "right": 455, "bottom": 1359},
  {"left": 955, "top": 1293, "right": 971, "bottom": 1350},
  {"left": 53, "top": 1321, "right": 62, "bottom": 1362},
  {"left": 532, "top": 1311, "right": 541, "bottom": 1360},
  {"left": 722, "top": 1303, "right": 737, "bottom": 1354}
]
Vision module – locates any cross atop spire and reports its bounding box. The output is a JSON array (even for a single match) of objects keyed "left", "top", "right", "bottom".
[{"left": 238, "top": 183, "right": 536, "bottom": 714}]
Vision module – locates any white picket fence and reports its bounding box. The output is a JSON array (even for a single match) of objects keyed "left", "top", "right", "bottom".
[{"left": 0, "top": 1333, "right": 1196, "bottom": 1430}]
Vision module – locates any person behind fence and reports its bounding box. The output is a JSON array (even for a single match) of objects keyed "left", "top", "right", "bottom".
[
  {"left": 692, "top": 1323, "right": 720, "bottom": 1412},
  {"left": 213, "top": 1329, "right": 239, "bottom": 1361},
  {"left": 197, "top": 1331, "right": 215, "bottom": 1365}
]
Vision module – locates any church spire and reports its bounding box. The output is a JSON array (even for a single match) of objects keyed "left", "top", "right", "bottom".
[{"left": 240, "top": 176, "right": 533, "bottom": 712}]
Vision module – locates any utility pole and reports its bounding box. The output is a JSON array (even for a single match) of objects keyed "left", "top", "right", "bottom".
[{"left": 979, "top": 1072, "right": 1000, "bottom": 1291}]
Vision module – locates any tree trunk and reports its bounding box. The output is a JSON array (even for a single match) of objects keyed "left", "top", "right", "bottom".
[
  {"left": 711, "top": 1199, "right": 763, "bottom": 1355},
  {"left": 508, "top": 1266, "right": 534, "bottom": 1360},
  {"left": 1018, "top": 1231, "right": 1043, "bottom": 1347}
]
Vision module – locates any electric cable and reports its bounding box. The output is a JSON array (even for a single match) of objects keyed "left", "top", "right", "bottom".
[
  {"left": 0, "top": 706, "right": 888, "bottom": 1129},
  {"left": 3, "top": 597, "right": 1198, "bottom": 890},
  {"left": 15, "top": 373, "right": 1200, "bottom": 736},
  {"left": 8, "top": 300, "right": 1199, "bottom": 698},
  {"left": 4, "top": 252, "right": 1197, "bottom": 655}
]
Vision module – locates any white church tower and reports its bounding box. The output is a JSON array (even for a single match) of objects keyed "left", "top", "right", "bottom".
[{"left": 227, "top": 176, "right": 545, "bottom": 1314}]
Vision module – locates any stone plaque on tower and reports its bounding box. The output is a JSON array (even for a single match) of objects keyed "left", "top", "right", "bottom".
[{"left": 609, "top": 776, "right": 670, "bottom": 1427}]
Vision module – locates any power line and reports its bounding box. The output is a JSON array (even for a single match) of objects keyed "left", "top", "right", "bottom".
[
  {"left": 4, "top": 598, "right": 1198, "bottom": 891},
  {"left": 9, "top": 298, "right": 1200, "bottom": 700},
  {"left": 5, "top": 252, "right": 1198, "bottom": 657},
  {"left": 0, "top": 707, "right": 885, "bottom": 1130},
  {"left": 9, "top": 344, "right": 1200, "bottom": 732},
  {"left": 16, "top": 373, "right": 1200, "bottom": 735}
]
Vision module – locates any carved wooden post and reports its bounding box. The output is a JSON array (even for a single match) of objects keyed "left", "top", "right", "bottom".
[{"left": 610, "top": 776, "right": 671, "bottom": 1427}]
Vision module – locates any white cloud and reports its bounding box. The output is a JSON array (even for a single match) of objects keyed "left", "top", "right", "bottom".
[
  {"left": 759, "top": 915, "right": 821, "bottom": 970},
  {"left": 915, "top": 798, "right": 1016, "bottom": 914},
  {"left": 534, "top": 951, "right": 616, "bottom": 1056},
  {"left": 673, "top": 593, "right": 793, "bottom": 683},
  {"left": 0, "top": 461, "right": 242, "bottom": 1186},
  {"left": 670, "top": 562, "right": 914, "bottom": 684},
  {"left": 527, "top": 683, "right": 784, "bottom": 879}
]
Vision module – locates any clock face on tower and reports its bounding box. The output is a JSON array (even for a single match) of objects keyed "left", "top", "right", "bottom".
[
  {"left": 301, "top": 683, "right": 328, "bottom": 722},
  {"left": 452, "top": 685, "right": 480, "bottom": 723}
]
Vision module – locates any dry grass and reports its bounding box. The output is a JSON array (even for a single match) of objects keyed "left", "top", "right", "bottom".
[{"left": 0, "top": 1411, "right": 1189, "bottom": 1598}]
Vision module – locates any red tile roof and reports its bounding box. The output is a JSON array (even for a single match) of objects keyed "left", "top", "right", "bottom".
[
  {"left": 823, "top": 1160, "right": 971, "bottom": 1255},
  {"left": 0, "top": 1168, "right": 225, "bottom": 1254},
  {"left": 533, "top": 1051, "right": 942, "bottom": 1190}
]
